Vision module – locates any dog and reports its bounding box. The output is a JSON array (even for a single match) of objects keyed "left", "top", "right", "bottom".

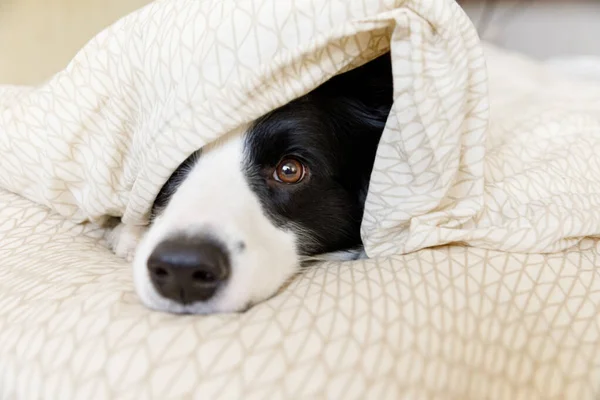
[{"left": 109, "top": 52, "right": 393, "bottom": 314}]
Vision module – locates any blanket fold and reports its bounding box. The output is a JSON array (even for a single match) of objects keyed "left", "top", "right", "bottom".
[
  {"left": 2, "top": 0, "right": 600, "bottom": 258},
  {"left": 1, "top": 1, "right": 600, "bottom": 398}
]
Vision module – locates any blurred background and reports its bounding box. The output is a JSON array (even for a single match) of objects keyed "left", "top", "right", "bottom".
[
  {"left": 461, "top": 0, "right": 600, "bottom": 59},
  {"left": 0, "top": 0, "right": 152, "bottom": 85},
  {"left": 0, "top": 0, "right": 599, "bottom": 85}
]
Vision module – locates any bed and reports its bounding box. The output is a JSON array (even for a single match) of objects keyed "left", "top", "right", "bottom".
[{"left": 0, "top": 0, "right": 599, "bottom": 398}]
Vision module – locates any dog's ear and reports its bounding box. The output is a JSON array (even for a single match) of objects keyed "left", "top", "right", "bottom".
[
  {"left": 311, "top": 53, "right": 393, "bottom": 197},
  {"left": 323, "top": 52, "right": 393, "bottom": 111}
]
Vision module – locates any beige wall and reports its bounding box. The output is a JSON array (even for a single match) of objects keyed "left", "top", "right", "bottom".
[{"left": 0, "top": 0, "right": 152, "bottom": 85}]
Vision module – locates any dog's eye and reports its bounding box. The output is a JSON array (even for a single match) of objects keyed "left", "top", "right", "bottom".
[{"left": 273, "top": 158, "right": 307, "bottom": 184}]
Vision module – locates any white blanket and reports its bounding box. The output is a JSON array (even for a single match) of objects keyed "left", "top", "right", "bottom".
[
  {"left": 0, "top": 0, "right": 600, "bottom": 398},
  {"left": 1, "top": 0, "right": 600, "bottom": 259}
]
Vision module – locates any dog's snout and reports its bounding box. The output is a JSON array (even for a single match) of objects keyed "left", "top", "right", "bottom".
[{"left": 147, "top": 237, "right": 230, "bottom": 304}]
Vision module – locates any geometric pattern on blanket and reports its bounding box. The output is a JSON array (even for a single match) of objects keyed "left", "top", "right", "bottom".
[
  {"left": 0, "top": 187, "right": 599, "bottom": 399},
  {"left": 3, "top": 0, "right": 490, "bottom": 254},
  {"left": 2, "top": 0, "right": 600, "bottom": 259},
  {"left": 0, "top": 0, "right": 600, "bottom": 398}
]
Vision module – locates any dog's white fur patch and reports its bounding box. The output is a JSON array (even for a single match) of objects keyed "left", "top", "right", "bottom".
[
  {"left": 120, "top": 129, "right": 299, "bottom": 314},
  {"left": 108, "top": 223, "right": 147, "bottom": 262}
]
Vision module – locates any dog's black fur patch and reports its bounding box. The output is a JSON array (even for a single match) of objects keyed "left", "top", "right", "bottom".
[
  {"left": 152, "top": 150, "right": 201, "bottom": 219},
  {"left": 153, "top": 52, "right": 393, "bottom": 256},
  {"left": 243, "top": 53, "right": 393, "bottom": 255}
]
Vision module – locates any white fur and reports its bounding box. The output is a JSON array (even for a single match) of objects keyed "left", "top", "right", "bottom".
[
  {"left": 108, "top": 223, "right": 147, "bottom": 262},
  {"left": 115, "top": 128, "right": 300, "bottom": 314}
]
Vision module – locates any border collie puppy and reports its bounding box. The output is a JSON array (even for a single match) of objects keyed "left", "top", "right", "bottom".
[{"left": 110, "top": 52, "right": 393, "bottom": 314}]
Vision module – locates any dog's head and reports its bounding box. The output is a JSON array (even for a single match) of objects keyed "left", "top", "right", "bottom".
[{"left": 133, "top": 53, "right": 393, "bottom": 313}]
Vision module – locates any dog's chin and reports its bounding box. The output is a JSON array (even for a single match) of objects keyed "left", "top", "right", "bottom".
[
  {"left": 132, "top": 257, "right": 301, "bottom": 315},
  {"left": 132, "top": 279, "right": 250, "bottom": 315},
  {"left": 131, "top": 223, "right": 301, "bottom": 315}
]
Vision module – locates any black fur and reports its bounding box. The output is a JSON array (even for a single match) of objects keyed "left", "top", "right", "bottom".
[
  {"left": 152, "top": 150, "right": 201, "bottom": 219},
  {"left": 154, "top": 52, "right": 393, "bottom": 256}
]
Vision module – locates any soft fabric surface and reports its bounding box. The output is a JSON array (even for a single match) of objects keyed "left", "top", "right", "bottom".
[
  {"left": 0, "top": 0, "right": 488, "bottom": 252},
  {"left": 0, "top": 0, "right": 599, "bottom": 398},
  {"left": 547, "top": 56, "right": 600, "bottom": 81},
  {"left": 1, "top": 0, "right": 600, "bottom": 257},
  {"left": 0, "top": 188, "right": 599, "bottom": 399}
]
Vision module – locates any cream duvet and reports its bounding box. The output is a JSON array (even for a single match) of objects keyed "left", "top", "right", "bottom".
[{"left": 0, "top": 0, "right": 599, "bottom": 398}]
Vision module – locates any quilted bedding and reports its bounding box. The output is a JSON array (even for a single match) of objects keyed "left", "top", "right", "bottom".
[{"left": 0, "top": 0, "right": 599, "bottom": 398}]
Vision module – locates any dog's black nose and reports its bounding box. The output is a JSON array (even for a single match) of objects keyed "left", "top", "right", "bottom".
[{"left": 147, "top": 237, "right": 230, "bottom": 304}]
